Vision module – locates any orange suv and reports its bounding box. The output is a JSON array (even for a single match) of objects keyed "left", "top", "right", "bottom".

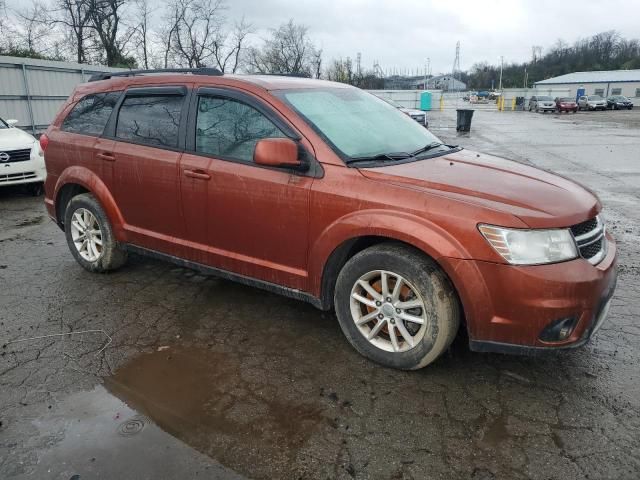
[{"left": 42, "top": 69, "right": 617, "bottom": 369}]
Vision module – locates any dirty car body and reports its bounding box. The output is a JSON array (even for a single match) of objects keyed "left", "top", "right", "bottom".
[{"left": 42, "top": 70, "right": 617, "bottom": 369}]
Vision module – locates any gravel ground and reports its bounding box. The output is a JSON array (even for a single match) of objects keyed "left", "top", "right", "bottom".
[{"left": 1, "top": 107, "right": 639, "bottom": 480}]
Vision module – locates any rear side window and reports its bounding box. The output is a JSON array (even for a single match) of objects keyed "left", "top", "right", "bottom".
[
  {"left": 116, "top": 95, "right": 184, "bottom": 148},
  {"left": 62, "top": 92, "right": 121, "bottom": 135},
  {"left": 195, "top": 96, "right": 285, "bottom": 162}
]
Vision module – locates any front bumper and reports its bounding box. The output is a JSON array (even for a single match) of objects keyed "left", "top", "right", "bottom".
[
  {"left": 445, "top": 233, "right": 617, "bottom": 354},
  {"left": 0, "top": 155, "right": 46, "bottom": 187},
  {"left": 588, "top": 104, "right": 606, "bottom": 110},
  {"left": 538, "top": 104, "right": 555, "bottom": 110}
]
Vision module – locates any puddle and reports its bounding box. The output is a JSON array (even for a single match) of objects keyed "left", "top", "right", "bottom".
[
  {"left": 482, "top": 414, "right": 509, "bottom": 445},
  {"left": 104, "top": 344, "right": 326, "bottom": 478}
]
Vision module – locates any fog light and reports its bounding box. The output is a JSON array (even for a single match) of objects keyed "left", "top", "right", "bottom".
[{"left": 539, "top": 317, "right": 577, "bottom": 342}]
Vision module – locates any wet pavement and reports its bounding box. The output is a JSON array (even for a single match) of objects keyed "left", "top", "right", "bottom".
[{"left": 1, "top": 108, "right": 640, "bottom": 479}]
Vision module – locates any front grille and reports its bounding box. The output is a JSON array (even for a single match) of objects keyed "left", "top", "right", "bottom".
[
  {"left": 580, "top": 238, "right": 602, "bottom": 259},
  {"left": 0, "top": 171, "right": 37, "bottom": 183},
  {"left": 571, "top": 216, "right": 606, "bottom": 265},
  {"left": 0, "top": 148, "right": 31, "bottom": 163},
  {"left": 571, "top": 218, "right": 598, "bottom": 237}
]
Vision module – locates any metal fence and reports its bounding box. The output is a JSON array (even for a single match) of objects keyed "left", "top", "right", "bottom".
[{"left": 0, "top": 55, "right": 123, "bottom": 133}]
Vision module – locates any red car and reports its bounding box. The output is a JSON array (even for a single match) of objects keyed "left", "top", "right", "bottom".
[
  {"left": 41, "top": 69, "right": 617, "bottom": 370},
  {"left": 555, "top": 97, "right": 578, "bottom": 113}
]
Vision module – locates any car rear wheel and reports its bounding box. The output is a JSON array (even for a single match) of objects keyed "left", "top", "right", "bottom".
[
  {"left": 64, "top": 193, "right": 127, "bottom": 273},
  {"left": 334, "top": 243, "right": 460, "bottom": 370}
]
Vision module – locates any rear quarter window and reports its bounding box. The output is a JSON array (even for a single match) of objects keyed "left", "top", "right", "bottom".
[{"left": 61, "top": 92, "right": 121, "bottom": 135}]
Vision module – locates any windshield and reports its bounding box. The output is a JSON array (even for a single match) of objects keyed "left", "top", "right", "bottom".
[
  {"left": 610, "top": 95, "right": 627, "bottom": 101},
  {"left": 275, "top": 87, "right": 442, "bottom": 160},
  {"left": 559, "top": 98, "right": 573, "bottom": 102},
  {"left": 588, "top": 96, "right": 603, "bottom": 100},
  {"left": 0, "top": 117, "right": 7, "bottom": 129},
  {"left": 538, "top": 96, "right": 552, "bottom": 101}
]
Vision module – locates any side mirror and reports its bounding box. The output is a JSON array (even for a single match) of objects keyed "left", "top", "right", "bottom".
[
  {"left": 254, "top": 138, "right": 304, "bottom": 170},
  {"left": 6, "top": 119, "right": 18, "bottom": 127}
]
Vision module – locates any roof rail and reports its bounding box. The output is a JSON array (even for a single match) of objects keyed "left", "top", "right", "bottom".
[{"left": 88, "top": 67, "right": 223, "bottom": 82}]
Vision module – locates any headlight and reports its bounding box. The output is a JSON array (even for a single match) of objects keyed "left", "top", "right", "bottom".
[{"left": 479, "top": 225, "right": 578, "bottom": 265}]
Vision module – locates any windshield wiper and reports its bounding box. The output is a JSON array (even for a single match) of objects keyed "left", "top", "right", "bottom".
[
  {"left": 410, "top": 142, "right": 446, "bottom": 156},
  {"left": 348, "top": 152, "right": 414, "bottom": 164}
]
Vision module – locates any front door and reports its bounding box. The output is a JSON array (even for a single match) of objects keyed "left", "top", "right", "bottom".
[{"left": 179, "top": 90, "right": 313, "bottom": 290}]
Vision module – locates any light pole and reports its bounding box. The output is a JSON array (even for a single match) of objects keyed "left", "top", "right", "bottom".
[{"left": 498, "top": 55, "right": 504, "bottom": 91}]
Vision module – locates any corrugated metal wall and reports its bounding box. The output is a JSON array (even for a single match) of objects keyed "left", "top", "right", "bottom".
[{"left": 0, "top": 56, "right": 124, "bottom": 133}]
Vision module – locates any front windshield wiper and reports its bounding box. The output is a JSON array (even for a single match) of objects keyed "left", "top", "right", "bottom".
[
  {"left": 410, "top": 142, "right": 446, "bottom": 156},
  {"left": 348, "top": 152, "right": 414, "bottom": 164}
]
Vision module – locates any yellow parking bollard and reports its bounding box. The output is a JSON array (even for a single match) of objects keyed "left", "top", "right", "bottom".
[
  {"left": 511, "top": 98, "right": 516, "bottom": 111},
  {"left": 439, "top": 95, "right": 444, "bottom": 111}
]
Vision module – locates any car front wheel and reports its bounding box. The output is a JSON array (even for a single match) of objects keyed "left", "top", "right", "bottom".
[
  {"left": 334, "top": 243, "right": 460, "bottom": 370},
  {"left": 64, "top": 193, "right": 127, "bottom": 273}
]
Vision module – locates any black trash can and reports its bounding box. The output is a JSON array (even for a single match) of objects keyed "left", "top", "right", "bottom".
[{"left": 456, "top": 109, "right": 474, "bottom": 132}]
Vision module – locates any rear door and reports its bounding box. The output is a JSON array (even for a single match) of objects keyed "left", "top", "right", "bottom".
[
  {"left": 179, "top": 87, "right": 315, "bottom": 289},
  {"left": 106, "top": 86, "right": 188, "bottom": 251}
]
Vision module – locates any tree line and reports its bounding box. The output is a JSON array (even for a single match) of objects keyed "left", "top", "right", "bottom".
[
  {"left": 462, "top": 31, "right": 640, "bottom": 90},
  {"left": 1, "top": 1, "right": 637, "bottom": 89},
  {"left": 0, "top": 0, "right": 325, "bottom": 76}
]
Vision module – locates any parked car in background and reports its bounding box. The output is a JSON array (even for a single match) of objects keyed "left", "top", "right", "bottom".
[
  {"left": 528, "top": 95, "right": 555, "bottom": 112},
  {"left": 578, "top": 95, "right": 607, "bottom": 111},
  {"left": 554, "top": 97, "right": 578, "bottom": 113},
  {"left": 42, "top": 69, "right": 617, "bottom": 370},
  {"left": 606, "top": 95, "right": 634, "bottom": 110},
  {"left": 376, "top": 96, "right": 428, "bottom": 128},
  {"left": 0, "top": 116, "right": 46, "bottom": 194}
]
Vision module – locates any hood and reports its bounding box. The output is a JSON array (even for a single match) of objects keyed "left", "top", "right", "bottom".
[
  {"left": 359, "top": 149, "right": 600, "bottom": 228},
  {"left": 0, "top": 127, "right": 36, "bottom": 150}
]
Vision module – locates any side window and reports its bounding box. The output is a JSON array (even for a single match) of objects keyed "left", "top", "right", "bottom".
[
  {"left": 611, "top": 88, "right": 622, "bottom": 96},
  {"left": 62, "top": 92, "right": 121, "bottom": 136},
  {"left": 116, "top": 95, "right": 184, "bottom": 148},
  {"left": 594, "top": 88, "right": 604, "bottom": 97},
  {"left": 195, "top": 96, "right": 286, "bottom": 162}
]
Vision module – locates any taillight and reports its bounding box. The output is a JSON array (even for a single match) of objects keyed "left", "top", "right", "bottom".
[{"left": 39, "top": 133, "right": 49, "bottom": 152}]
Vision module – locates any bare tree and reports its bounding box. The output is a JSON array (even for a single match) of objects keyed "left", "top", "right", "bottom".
[
  {"left": 87, "top": 0, "right": 133, "bottom": 67},
  {"left": 211, "top": 16, "right": 252, "bottom": 73},
  {"left": 168, "top": 0, "right": 226, "bottom": 68},
  {"left": 54, "top": 0, "right": 92, "bottom": 63},
  {"left": 246, "top": 19, "right": 321, "bottom": 77},
  {"left": 133, "top": 0, "right": 151, "bottom": 68},
  {"left": 12, "top": 1, "right": 54, "bottom": 56}
]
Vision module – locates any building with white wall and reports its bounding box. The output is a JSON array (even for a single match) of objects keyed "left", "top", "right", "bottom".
[{"left": 534, "top": 70, "right": 640, "bottom": 100}]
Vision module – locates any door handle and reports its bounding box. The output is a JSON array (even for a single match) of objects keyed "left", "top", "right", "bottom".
[
  {"left": 184, "top": 169, "right": 211, "bottom": 180},
  {"left": 96, "top": 152, "right": 115, "bottom": 162}
]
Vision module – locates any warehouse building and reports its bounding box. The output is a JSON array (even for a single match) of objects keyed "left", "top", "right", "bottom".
[{"left": 534, "top": 69, "right": 640, "bottom": 100}]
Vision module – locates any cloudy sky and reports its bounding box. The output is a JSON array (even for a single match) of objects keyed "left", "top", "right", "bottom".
[{"left": 225, "top": 0, "right": 640, "bottom": 74}]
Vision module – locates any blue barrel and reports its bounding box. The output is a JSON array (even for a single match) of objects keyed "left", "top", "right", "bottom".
[{"left": 420, "top": 91, "right": 432, "bottom": 111}]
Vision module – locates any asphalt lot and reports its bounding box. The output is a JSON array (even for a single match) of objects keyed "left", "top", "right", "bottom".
[{"left": 1, "top": 107, "right": 640, "bottom": 480}]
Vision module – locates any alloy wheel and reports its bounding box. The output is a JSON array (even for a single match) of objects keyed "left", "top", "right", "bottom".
[
  {"left": 70, "top": 208, "right": 103, "bottom": 262},
  {"left": 349, "top": 270, "right": 429, "bottom": 353}
]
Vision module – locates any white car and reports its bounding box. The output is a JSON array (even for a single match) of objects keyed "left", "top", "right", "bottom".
[
  {"left": 0, "top": 117, "right": 46, "bottom": 194},
  {"left": 376, "top": 96, "right": 429, "bottom": 128}
]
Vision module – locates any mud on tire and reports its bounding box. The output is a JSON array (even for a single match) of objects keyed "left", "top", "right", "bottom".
[
  {"left": 334, "top": 242, "right": 461, "bottom": 370},
  {"left": 64, "top": 193, "right": 127, "bottom": 273}
]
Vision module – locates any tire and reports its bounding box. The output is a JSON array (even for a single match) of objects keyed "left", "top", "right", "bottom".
[
  {"left": 334, "top": 243, "right": 461, "bottom": 370},
  {"left": 64, "top": 193, "right": 127, "bottom": 273}
]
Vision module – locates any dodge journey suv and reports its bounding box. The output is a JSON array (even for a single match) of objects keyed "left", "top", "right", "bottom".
[{"left": 42, "top": 68, "right": 617, "bottom": 370}]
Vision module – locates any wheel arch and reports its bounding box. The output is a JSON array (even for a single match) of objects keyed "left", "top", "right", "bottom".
[
  {"left": 310, "top": 210, "right": 471, "bottom": 314},
  {"left": 53, "top": 166, "right": 127, "bottom": 240}
]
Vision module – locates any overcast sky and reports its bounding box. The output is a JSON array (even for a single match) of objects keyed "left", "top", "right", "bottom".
[
  {"left": 6, "top": 0, "right": 639, "bottom": 73},
  {"left": 226, "top": 0, "right": 640, "bottom": 74}
]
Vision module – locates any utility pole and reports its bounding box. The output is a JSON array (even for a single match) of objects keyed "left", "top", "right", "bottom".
[{"left": 498, "top": 55, "right": 504, "bottom": 91}]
